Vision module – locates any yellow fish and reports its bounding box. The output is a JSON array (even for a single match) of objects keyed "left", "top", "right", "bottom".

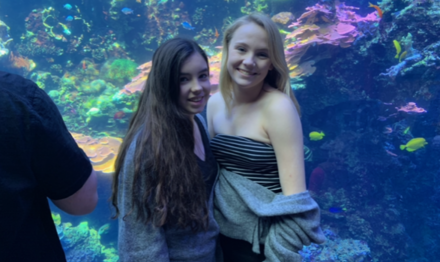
[
  {"left": 400, "top": 138, "right": 427, "bottom": 152},
  {"left": 399, "top": 50, "right": 408, "bottom": 62},
  {"left": 309, "top": 131, "right": 325, "bottom": 141},
  {"left": 393, "top": 40, "right": 401, "bottom": 59}
]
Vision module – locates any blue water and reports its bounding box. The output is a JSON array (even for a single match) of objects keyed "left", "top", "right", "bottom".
[{"left": 1, "top": 0, "right": 440, "bottom": 261}]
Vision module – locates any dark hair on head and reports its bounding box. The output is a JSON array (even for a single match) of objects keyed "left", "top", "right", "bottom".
[{"left": 111, "top": 37, "right": 210, "bottom": 232}]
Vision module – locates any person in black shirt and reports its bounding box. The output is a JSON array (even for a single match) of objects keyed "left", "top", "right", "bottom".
[{"left": 0, "top": 71, "right": 98, "bottom": 261}]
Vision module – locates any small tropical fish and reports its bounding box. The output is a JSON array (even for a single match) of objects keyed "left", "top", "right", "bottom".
[
  {"left": 182, "top": 22, "right": 195, "bottom": 30},
  {"left": 121, "top": 7, "right": 134, "bottom": 15},
  {"left": 289, "top": 64, "right": 298, "bottom": 70},
  {"left": 98, "top": 223, "right": 110, "bottom": 235},
  {"left": 215, "top": 27, "right": 219, "bottom": 38},
  {"left": 329, "top": 207, "right": 347, "bottom": 213},
  {"left": 279, "top": 29, "right": 290, "bottom": 35},
  {"left": 82, "top": 60, "right": 86, "bottom": 70},
  {"left": 393, "top": 40, "right": 401, "bottom": 59},
  {"left": 368, "top": 2, "right": 383, "bottom": 18},
  {"left": 309, "top": 131, "right": 325, "bottom": 141},
  {"left": 158, "top": 0, "right": 168, "bottom": 5},
  {"left": 400, "top": 137, "right": 427, "bottom": 152},
  {"left": 399, "top": 50, "right": 408, "bottom": 62},
  {"left": 63, "top": 28, "right": 71, "bottom": 35},
  {"left": 63, "top": 4, "right": 73, "bottom": 10},
  {"left": 114, "top": 111, "right": 126, "bottom": 120},
  {"left": 403, "top": 126, "right": 410, "bottom": 135},
  {"left": 65, "top": 16, "right": 73, "bottom": 22},
  {"left": 58, "top": 23, "right": 72, "bottom": 35}
]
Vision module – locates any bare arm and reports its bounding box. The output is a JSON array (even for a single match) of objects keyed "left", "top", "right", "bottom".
[
  {"left": 51, "top": 169, "right": 98, "bottom": 215},
  {"left": 265, "top": 94, "right": 306, "bottom": 196}
]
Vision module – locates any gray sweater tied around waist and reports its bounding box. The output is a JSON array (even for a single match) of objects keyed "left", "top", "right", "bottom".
[{"left": 214, "top": 168, "right": 326, "bottom": 262}]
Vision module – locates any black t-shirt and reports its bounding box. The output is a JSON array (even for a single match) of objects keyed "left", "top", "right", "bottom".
[{"left": 0, "top": 71, "right": 93, "bottom": 261}]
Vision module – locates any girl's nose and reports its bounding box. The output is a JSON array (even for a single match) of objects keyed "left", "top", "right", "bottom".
[
  {"left": 243, "top": 55, "right": 255, "bottom": 67},
  {"left": 191, "top": 80, "right": 203, "bottom": 92}
]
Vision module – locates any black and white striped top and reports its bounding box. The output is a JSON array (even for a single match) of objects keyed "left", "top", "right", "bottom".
[{"left": 210, "top": 134, "right": 282, "bottom": 193}]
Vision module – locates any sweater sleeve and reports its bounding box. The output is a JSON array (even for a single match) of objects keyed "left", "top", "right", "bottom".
[{"left": 117, "top": 137, "right": 170, "bottom": 262}]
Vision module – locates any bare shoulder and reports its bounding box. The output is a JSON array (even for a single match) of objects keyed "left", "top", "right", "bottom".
[
  {"left": 207, "top": 91, "right": 224, "bottom": 111},
  {"left": 208, "top": 91, "right": 224, "bottom": 104},
  {"left": 261, "top": 88, "right": 298, "bottom": 116}
]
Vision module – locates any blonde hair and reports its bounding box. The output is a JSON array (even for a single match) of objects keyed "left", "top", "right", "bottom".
[{"left": 219, "top": 13, "right": 301, "bottom": 116}]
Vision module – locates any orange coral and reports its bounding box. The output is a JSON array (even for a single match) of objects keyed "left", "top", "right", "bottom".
[
  {"left": 9, "top": 52, "right": 35, "bottom": 71},
  {"left": 71, "top": 133, "right": 122, "bottom": 174},
  {"left": 271, "top": 12, "right": 295, "bottom": 25}
]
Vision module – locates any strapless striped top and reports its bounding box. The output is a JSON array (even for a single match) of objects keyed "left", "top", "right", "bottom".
[{"left": 210, "top": 134, "right": 282, "bottom": 193}]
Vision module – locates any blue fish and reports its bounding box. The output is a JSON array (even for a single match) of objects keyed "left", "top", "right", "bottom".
[
  {"left": 329, "top": 207, "right": 346, "bottom": 213},
  {"left": 65, "top": 16, "right": 73, "bottom": 22},
  {"left": 63, "top": 29, "right": 71, "bottom": 35},
  {"left": 181, "top": 22, "right": 195, "bottom": 30},
  {"left": 63, "top": 4, "right": 72, "bottom": 10},
  {"left": 121, "top": 7, "right": 133, "bottom": 15}
]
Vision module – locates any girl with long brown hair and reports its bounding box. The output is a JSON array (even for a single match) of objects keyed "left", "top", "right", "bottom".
[{"left": 111, "top": 37, "right": 220, "bottom": 261}]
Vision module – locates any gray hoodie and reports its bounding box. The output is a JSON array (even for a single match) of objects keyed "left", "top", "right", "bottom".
[{"left": 117, "top": 126, "right": 220, "bottom": 262}]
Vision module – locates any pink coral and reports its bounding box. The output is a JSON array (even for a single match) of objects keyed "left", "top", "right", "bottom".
[
  {"left": 285, "top": 2, "right": 380, "bottom": 78},
  {"left": 396, "top": 102, "right": 427, "bottom": 114},
  {"left": 121, "top": 51, "right": 222, "bottom": 96},
  {"left": 121, "top": 61, "right": 151, "bottom": 95}
]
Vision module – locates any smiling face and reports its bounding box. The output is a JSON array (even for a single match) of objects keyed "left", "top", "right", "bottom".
[
  {"left": 178, "top": 52, "right": 211, "bottom": 116},
  {"left": 227, "top": 22, "right": 273, "bottom": 91}
]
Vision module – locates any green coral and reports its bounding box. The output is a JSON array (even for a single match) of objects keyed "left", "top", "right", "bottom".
[
  {"left": 51, "top": 212, "right": 61, "bottom": 226},
  {"left": 105, "top": 59, "right": 138, "bottom": 84}
]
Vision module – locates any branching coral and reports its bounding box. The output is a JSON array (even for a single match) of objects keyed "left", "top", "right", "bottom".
[{"left": 285, "top": 3, "right": 380, "bottom": 79}]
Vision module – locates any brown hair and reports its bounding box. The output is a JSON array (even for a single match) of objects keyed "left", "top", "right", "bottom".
[{"left": 111, "top": 37, "right": 210, "bottom": 231}]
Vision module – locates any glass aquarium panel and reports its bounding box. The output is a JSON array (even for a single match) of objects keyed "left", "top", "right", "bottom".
[{"left": 1, "top": 0, "right": 439, "bottom": 261}]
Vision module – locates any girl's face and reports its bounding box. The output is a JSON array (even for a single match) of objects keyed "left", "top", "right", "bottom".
[
  {"left": 178, "top": 52, "right": 211, "bottom": 116},
  {"left": 227, "top": 22, "right": 273, "bottom": 91}
]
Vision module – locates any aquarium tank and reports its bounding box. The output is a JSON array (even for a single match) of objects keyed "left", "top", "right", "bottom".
[{"left": 1, "top": 0, "right": 440, "bottom": 261}]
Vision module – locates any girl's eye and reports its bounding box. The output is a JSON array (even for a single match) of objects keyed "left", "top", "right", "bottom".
[
  {"left": 180, "top": 77, "right": 189, "bottom": 83},
  {"left": 258, "top": 53, "right": 268, "bottom": 58},
  {"left": 199, "top": 73, "right": 209, "bottom": 79},
  {"left": 237, "top": 47, "right": 245, "bottom": 52}
]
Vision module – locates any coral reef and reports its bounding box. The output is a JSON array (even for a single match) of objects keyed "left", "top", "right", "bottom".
[
  {"left": 284, "top": 2, "right": 380, "bottom": 79},
  {"left": 52, "top": 213, "right": 119, "bottom": 262},
  {"left": 300, "top": 228, "right": 372, "bottom": 262},
  {"left": 0, "top": 20, "right": 13, "bottom": 60},
  {"left": 395, "top": 102, "right": 427, "bottom": 114},
  {"left": 71, "top": 133, "right": 122, "bottom": 174},
  {"left": 102, "top": 59, "right": 139, "bottom": 85}
]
